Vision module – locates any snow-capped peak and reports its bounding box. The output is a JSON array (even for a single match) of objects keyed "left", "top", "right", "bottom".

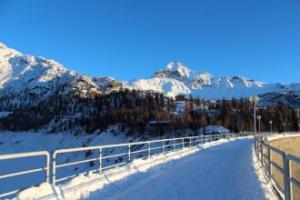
[
  {"left": 165, "top": 61, "right": 192, "bottom": 78},
  {"left": 0, "top": 42, "right": 72, "bottom": 89}
]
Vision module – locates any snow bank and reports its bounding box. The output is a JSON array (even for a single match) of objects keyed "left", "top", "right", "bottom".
[
  {"left": 16, "top": 139, "right": 230, "bottom": 200},
  {"left": 251, "top": 145, "right": 277, "bottom": 200}
]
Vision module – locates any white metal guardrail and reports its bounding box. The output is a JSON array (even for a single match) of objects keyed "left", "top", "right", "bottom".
[
  {"left": 0, "top": 151, "right": 50, "bottom": 199},
  {"left": 255, "top": 137, "right": 300, "bottom": 200},
  {"left": 0, "top": 133, "right": 235, "bottom": 198},
  {"left": 52, "top": 134, "right": 233, "bottom": 184}
]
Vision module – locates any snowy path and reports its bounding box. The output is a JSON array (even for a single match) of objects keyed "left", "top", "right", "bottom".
[{"left": 86, "top": 138, "right": 267, "bottom": 200}]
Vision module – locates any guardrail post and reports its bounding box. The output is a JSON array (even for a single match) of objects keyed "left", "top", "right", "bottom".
[
  {"left": 52, "top": 153, "right": 56, "bottom": 185},
  {"left": 255, "top": 140, "right": 258, "bottom": 156},
  {"left": 283, "top": 153, "right": 292, "bottom": 200},
  {"left": 148, "top": 142, "right": 151, "bottom": 159},
  {"left": 173, "top": 139, "right": 176, "bottom": 150},
  {"left": 162, "top": 141, "right": 165, "bottom": 154},
  {"left": 128, "top": 145, "right": 131, "bottom": 162},
  {"left": 260, "top": 142, "right": 264, "bottom": 167},
  {"left": 267, "top": 147, "right": 272, "bottom": 176},
  {"left": 190, "top": 138, "right": 192, "bottom": 148},
  {"left": 99, "top": 148, "right": 103, "bottom": 173},
  {"left": 46, "top": 152, "right": 50, "bottom": 183},
  {"left": 182, "top": 138, "right": 184, "bottom": 149},
  {"left": 254, "top": 140, "right": 257, "bottom": 155}
]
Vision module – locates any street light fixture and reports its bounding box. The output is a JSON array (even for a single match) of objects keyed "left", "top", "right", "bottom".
[
  {"left": 257, "top": 115, "right": 262, "bottom": 133},
  {"left": 250, "top": 95, "right": 259, "bottom": 134},
  {"left": 269, "top": 120, "right": 273, "bottom": 133}
]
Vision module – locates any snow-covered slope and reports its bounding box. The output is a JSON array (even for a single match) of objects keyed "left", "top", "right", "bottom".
[
  {"left": 0, "top": 43, "right": 124, "bottom": 109},
  {"left": 0, "top": 42, "right": 75, "bottom": 91},
  {"left": 129, "top": 77, "right": 191, "bottom": 97},
  {"left": 128, "top": 61, "right": 300, "bottom": 100}
]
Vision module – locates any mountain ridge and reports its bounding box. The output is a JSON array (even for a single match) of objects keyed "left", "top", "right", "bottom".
[{"left": 1, "top": 42, "right": 300, "bottom": 107}]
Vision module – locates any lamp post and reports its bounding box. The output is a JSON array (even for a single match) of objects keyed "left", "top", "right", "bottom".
[
  {"left": 257, "top": 115, "right": 261, "bottom": 133},
  {"left": 250, "top": 95, "right": 259, "bottom": 134},
  {"left": 269, "top": 120, "right": 273, "bottom": 133}
]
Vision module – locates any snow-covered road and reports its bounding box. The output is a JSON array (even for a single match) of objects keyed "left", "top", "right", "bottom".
[{"left": 86, "top": 138, "right": 269, "bottom": 200}]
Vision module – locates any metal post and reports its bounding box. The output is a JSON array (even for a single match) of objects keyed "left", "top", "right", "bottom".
[
  {"left": 148, "top": 142, "right": 151, "bottom": 159},
  {"left": 256, "top": 140, "right": 259, "bottom": 156},
  {"left": 260, "top": 143, "right": 263, "bottom": 167},
  {"left": 250, "top": 95, "right": 259, "bottom": 135},
  {"left": 257, "top": 115, "right": 261, "bottom": 133},
  {"left": 99, "top": 148, "right": 103, "bottom": 173},
  {"left": 254, "top": 106, "right": 257, "bottom": 134},
  {"left": 128, "top": 145, "right": 131, "bottom": 162},
  {"left": 173, "top": 139, "right": 176, "bottom": 150},
  {"left": 283, "top": 153, "right": 292, "bottom": 200},
  {"left": 182, "top": 138, "right": 184, "bottom": 149},
  {"left": 162, "top": 141, "right": 165, "bottom": 154},
  {"left": 190, "top": 138, "right": 192, "bottom": 148},
  {"left": 267, "top": 147, "right": 272, "bottom": 176},
  {"left": 52, "top": 153, "right": 56, "bottom": 184},
  {"left": 45, "top": 153, "right": 50, "bottom": 183}
]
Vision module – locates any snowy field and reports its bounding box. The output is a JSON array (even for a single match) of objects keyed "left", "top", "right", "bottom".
[{"left": 14, "top": 137, "right": 277, "bottom": 200}]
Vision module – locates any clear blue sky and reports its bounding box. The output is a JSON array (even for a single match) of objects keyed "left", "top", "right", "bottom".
[{"left": 0, "top": 0, "right": 300, "bottom": 83}]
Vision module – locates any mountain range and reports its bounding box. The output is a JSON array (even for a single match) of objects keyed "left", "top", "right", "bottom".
[{"left": 1, "top": 42, "right": 300, "bottom": 109}]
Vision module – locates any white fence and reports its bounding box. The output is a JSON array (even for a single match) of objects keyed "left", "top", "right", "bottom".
[
  {"left": 0, "top": 133, "right": 243, "bottom": 199},
  {"left": 255, "top": 137, "right": 300, "bottom": 200},
  {"left": 0, "top": 151, "right": 50, "bottom": 198}
]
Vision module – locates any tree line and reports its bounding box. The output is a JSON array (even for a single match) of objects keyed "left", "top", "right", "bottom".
[{"left": 0, "top": 89, "right": 298, "bottom": 135}]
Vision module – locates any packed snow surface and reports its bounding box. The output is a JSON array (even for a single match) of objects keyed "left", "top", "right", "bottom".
[
  {"left": 16, "top": 138, "right": 276, "bottom": 200},
  {"left": 87, "top": 138, "right": 274, "bottom": 200}
]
